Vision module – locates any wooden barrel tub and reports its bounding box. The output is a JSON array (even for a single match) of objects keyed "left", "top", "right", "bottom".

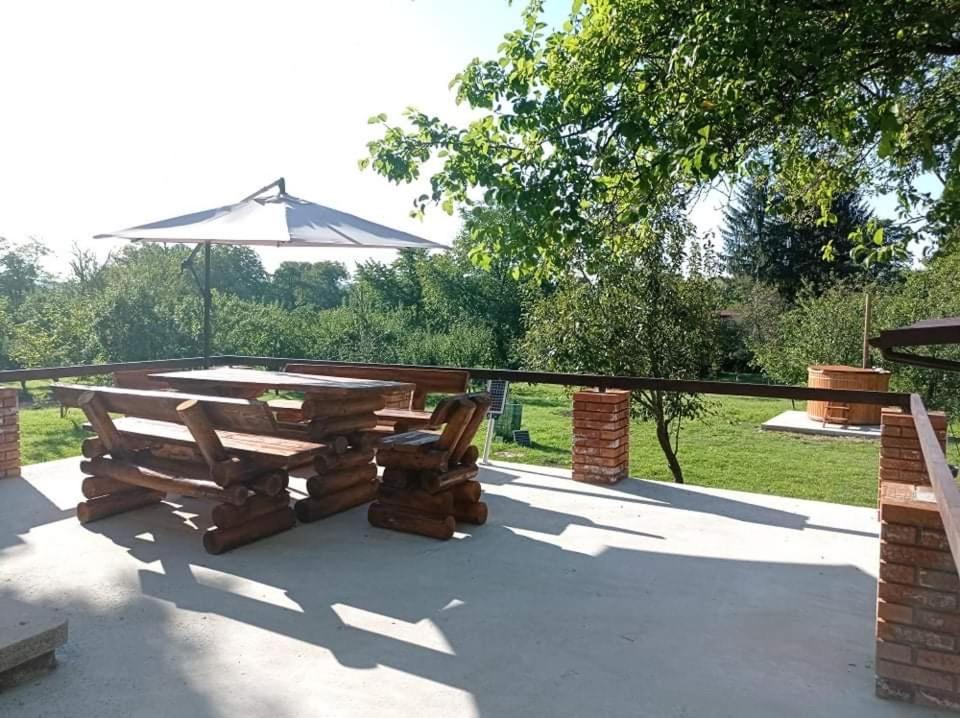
[{"left": 806, "top": 365, "right": 891, "bottom": 425}]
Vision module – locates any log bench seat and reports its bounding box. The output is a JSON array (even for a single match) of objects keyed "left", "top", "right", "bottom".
[
  {"left": 52, "top": 382, "right": 332, "bottom": 553},
  {"left": 369, "top": 392, "right": 491, "bottom": 539},
  {"left": 105, "top": 417, "right": 329, "bottom": 467}
]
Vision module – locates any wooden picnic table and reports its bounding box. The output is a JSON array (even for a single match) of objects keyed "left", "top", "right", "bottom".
[
  {"left": 151, "top": 367, "right": 415, "bottom": 401},
  {"left": 151, "top": 367, "right": 417, "bottom": 523}
]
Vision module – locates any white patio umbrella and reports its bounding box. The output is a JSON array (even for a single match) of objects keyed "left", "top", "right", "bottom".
[{"left": 95, "top": 178, "right": 447, "bottom": 363}]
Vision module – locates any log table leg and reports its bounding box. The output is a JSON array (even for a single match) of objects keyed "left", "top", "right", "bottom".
[
  {"left": 294, "top": 393, "right": 385, "bottom": 522},
  {"left": 203, "top": 506, "right": 296, "bottom": 554}
]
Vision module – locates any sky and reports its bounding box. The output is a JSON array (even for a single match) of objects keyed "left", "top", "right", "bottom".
[
  {"left": 1, "top": 1, "right": 929, "bottom": 278},
  {"left": 0, "top": 0, "right": 580, "bottom": 276}
]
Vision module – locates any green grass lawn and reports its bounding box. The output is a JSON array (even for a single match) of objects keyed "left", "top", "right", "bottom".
[
  {"left": 488, "top": 384, "right": 882, "bottom": 507},
  {"left": 12, "top": 380, "right": 891, "bottom": 507}
]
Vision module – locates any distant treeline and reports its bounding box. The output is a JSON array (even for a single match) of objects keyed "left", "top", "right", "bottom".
[{"left": 0, "top": 236, "right": 528, "bottom": 372}]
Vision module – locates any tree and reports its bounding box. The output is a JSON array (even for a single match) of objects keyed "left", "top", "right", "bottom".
[
  {"left": 208, "top": 245, "right": 268, "bottom": 300},
  {"left": 68, "top": 241, "right": 110, "bottom": 293},
  {"left": 11, "top": 286, "right": 102, "bottom": 368},
  {"left": 750, "top": 281, "right": 878, "bottom": 386},
  {"left": 365, "top": 0, "right": 960, "bottom": 273},
  {"left": 722, "top": 179, "right": 903, "bottom": 298},
  {"left": 352, "top": 250, "right": 427, "bottom": 312},
  {"left": 522, "top": 217, "right": 723, "bottom": 482},
  {"left": 0, "top": 237, "right": 48, "bottom": 310},
  {"left": 0, "top": 299, "right": 14, "bottom": 370},
  {"left": 93, "top": 244, "right": 201, "bottom": 361},
  {"left": 270, "top": 261, "right": 348, "bottom": 309}
]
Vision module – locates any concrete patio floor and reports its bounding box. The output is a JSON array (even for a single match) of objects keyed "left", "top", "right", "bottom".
[{"left": 0, "top": 457, "right": 942, "bottom": 717}]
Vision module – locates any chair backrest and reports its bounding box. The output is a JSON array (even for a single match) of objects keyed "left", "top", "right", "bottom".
[
  {"left": 283, "top": 363, "right": 470, "bottom": 410},
  {"left": 112, "top": 369, "right": 172, "bottom": 391},
  {"left": 53, "top": 383, "right": 277, "bottom": 434}
]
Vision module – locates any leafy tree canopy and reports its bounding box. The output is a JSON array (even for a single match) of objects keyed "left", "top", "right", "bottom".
[
  {"left": 365, "top": 0, "right": 960, "bottom": 275},
  {"left": 722, "top": 178, "right": 907, "bottom": 298},
  {"left": 522, "top": 216, "right": 723, "bottom": 482},
  {"left": 270, "top": 260, "right": 348, "bottom": 310},
  {"left": 0, "top": 237, "right": 48, "bottom": 309}
]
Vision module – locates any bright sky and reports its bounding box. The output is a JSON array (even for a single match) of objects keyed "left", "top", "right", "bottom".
[
  {"left": 0, "top": 0, "right": 571, "bottom": 276},
  {"left": 3, "top": 1, "right": 926, "bottom": 278}
]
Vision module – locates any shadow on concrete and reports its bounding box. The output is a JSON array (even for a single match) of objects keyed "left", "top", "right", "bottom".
[
  {"left": 3, "top": 466, "right": 889, "bottom": 717},
  {"left": 491, "top": 467, "right": 878, "bottom": 539},
  {"left": 0, "top": 474, "right": 72, "bottom": 552}
]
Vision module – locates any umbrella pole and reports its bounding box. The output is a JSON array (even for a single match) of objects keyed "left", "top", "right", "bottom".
[{"left": 203, "top": 241, "right": 211, "bottom": 367}]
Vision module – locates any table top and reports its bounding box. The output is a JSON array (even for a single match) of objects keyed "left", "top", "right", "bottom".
[{"left": 152, "top": 367, "right": 416, "bottom": 399}]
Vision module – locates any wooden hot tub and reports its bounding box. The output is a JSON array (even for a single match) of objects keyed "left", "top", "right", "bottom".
[{"left": 806, "top": 365, "right": 891, "bottom": 425}]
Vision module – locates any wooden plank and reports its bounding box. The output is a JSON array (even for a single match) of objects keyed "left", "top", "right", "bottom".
[
  {"left": 379, "top": 430, "right": 442, "bottom": 451},
  {"left": 375, "top": 408, "right": 433, "bottom": 424},
  {"left": 81, "top": 457, "right": 249, "bottom": 505},
  {"left": 912, "top": 393, "right": 960, "bottom": 574},
  {"left": 77, "top": 392, "right": 127, "bottom": 457},
  {"left": 53, "top": 383, "right": 277, "bottom": 433},
  {"left": 435, "top": 398, "right": 476, "bottom": 452},
  {"left": 151, "top": 367, "right": 415, "bottom": 400},
  {"left": 451, "top": 393, "right": 491, "bottom": 463},
  {"left": 176, "top": 399, "right": 229, "bottom": 469},
  {"left": 110, "top": 417, "right": 327, "bottom": 463},
  {"left": 113, "top": 369, "right": 172, "bottom": 390},
  {"left": 284, "top": 363, "right": 469, "bottom": 409}
]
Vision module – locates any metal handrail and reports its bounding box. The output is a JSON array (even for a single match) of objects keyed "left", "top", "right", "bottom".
[
  {"left": 0, "top": 354, "right": 913, "bottom": 409},
  {"left": 911, "top": 393, "right": 960, "bottom": 571},
  {"left": 220, "top": 355, "right": 913, "bottom": 409}
]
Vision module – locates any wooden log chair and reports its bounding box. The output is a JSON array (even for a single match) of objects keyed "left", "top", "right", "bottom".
[
  {"left": 368, "top": 392, "right": 491, "bottom": 540},
  {"left": 52, "top": 384, "right": 334, "bottom": 553},
  {"left": 270, "top": 364, "right": 470, "bottom": 434}
]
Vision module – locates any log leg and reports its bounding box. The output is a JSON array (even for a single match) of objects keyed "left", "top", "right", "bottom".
[
  {"left": 448, "top": 479, "right": 482, "bottom": 504},
  {"left": 295, "top": 481, "right": 378, "bottom": 522},
  {"left": 377, "top": 487, "right": 455, "bottom": 515},
  {"left": 81, "top": 475, "right": 143, "bottom": 499},
  {"left": 453, "top": 500, "right": 488, "bottom": 525},
  {"left": 77, "top": 489, "right": 165, "bottom": 523},
  {"left": 306, "top": 463, "right": 378, "bottom": 497},
  {"left": 211, "top": 492, "right": 291, "bottom": 530},
  {"left": 367, "top": 502, "right": 456, "bottom": 540},
  {"left": 202, "top": 507, "right": 296, "bottom": 554}
]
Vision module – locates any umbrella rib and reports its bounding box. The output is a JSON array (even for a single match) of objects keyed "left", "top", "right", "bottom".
[{"left": 323, "top": 226, "right": 365, "bottom": 246}]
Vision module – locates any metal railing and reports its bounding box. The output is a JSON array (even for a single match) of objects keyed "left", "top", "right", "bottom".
[
  {"left": 912, "top": 394, "right": 960, "bottom": 572},
  {"left": 221, "top": 355, "right": 912, "bottom": 409},
  {"left": 0, "top": 357, "right": 207, "bottom": 384},
  {"left": 1, "top": 354, "right": 913, "bottom": 409}
]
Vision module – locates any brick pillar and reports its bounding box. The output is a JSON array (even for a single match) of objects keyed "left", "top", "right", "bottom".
[
  {"left": 879, "top": 407, "right": 947, "bottom": 487},
  {"left": 0, "top": 388, "right": 19, "bottom": 479},
  {"left": 571, "top": 389, "right": 629, "bottom": 484},
  {"left": 876, "top": 407, "right": 959, "bottom": 709}
]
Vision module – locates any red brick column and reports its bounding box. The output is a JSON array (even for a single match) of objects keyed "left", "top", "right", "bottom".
[
  {"left": 0, "top": 388, "right": 19, "bottom": 479},
  {"left": 880, "top": 408, "right": 947, "bottom": 487},
  {"left": 876, "top": 407, "right": 959, "bottom": 709},
  {"left": 571, "top": 389, "right": 629, "bottom": 484}
]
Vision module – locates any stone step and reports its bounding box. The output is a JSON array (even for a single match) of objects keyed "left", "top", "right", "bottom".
[{"left": 0, "top": 599, "right": 68, "bottom": 692}]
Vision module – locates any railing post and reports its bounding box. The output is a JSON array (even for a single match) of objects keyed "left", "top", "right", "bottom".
[
  {"left": 571, "top": 388, "right": 630, "bottom": 484},
  {"left": 875, "top": 406, "right": 960, "bottom": 709},
  {"left": 0, "top": 387, "right": 20, "bottom": 479}
]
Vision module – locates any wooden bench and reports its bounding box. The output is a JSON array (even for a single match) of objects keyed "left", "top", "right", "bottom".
[
  {"left": 368, "top": 392, "right": 491, "bottom": 539},
  {"left": 277, "top": 364, "right": 470, "bottom": 432},
  {"left": 52, "top": 383, "right": 334, "bottom": 553},
  {"left": 113, "top": 368, "right": 173, "bottom": 391}
]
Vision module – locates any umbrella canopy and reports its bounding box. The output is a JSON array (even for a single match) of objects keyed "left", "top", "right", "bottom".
[
  {"left": 94, "top": 178, "right": 446, "bottom": 365},
  {"left": 95, "top": 178, "right": 446, "bottom": 249}
]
